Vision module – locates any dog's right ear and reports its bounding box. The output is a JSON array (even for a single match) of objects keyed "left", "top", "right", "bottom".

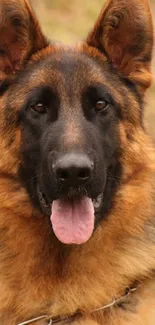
[{"left": 0, "top": 0, "right": 48, "bottom": 82}]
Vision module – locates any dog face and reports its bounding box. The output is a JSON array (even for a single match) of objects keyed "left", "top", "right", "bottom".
[
  {"left": 18, "top": 50, "right": 122, "bottom": 233},
  {"left": 0, "top": 0, "right": 153, "bottom": 245}
]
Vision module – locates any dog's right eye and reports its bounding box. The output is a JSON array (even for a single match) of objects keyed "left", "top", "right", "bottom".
[
  {"left": 95, "top": 100, "right": 109, "bottom": 112},
  {"left": 31, "top": 103, "right": 46, "bottom": 114}
]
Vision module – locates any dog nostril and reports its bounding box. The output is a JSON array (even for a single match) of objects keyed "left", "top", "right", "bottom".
[
  {"left": 57, "top": 167, "right": 91, "bottom": 182},
  {"left": 57, "top": 169, "right": 69, "bottom": 181},
  {"left": 54, "top": 154, "right": 94, "bottom": 184},
  {"left": 78, "top": 167, "right": 91, "bottom": 180}
]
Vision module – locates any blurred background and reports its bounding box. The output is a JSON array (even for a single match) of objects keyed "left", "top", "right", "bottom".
[{"left": 31, "top": 0, "right": 155, "bottom": 140}]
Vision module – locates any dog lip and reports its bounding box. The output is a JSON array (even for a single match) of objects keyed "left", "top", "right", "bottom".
[
  {"left": 37, "top": 185, "right": 103, "bottom": 216},
  {"left": 37, "top": 186, "right": 51, "bottom": 215},
  {"left": 93, "top": 193, "right": 103, "bottom": 212}
]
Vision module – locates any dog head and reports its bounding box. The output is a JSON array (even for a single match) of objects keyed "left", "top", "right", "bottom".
[{"left": 0, "top": 0, "right": 153, "bottom": 245}]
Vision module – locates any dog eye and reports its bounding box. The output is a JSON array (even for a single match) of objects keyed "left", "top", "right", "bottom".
[
  {"left": 95, "top": 100, "right": 109, "bottom": 112},
  {"left": 31, "top": 103, "right": 46, "bottom": 114}
]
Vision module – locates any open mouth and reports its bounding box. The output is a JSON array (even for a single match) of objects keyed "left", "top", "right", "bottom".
[{"left": 38, "top": 188, "right": 103, "bottom": 245}]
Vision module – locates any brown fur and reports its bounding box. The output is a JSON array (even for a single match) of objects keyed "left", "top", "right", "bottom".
[{"left": 0, "top": 0, "right": 155, "bottom": 324}]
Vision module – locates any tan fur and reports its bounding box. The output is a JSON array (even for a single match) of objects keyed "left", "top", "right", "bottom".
[{"left": 0, "top": 0, "right": 155, "bottom": 325}]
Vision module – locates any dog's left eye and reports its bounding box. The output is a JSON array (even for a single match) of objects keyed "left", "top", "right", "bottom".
[
  {"left": 31, "top": 103, "right": 46, "bottom": 114},
  {"left": 95, "top": 100, "right": 109, "bottom": 112}
]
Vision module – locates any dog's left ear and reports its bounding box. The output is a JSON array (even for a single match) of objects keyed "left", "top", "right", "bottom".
[
  {"left": 0, "top": 0, "right": 48, "bottom": 81},
  {"left": 87, "top": 0, "right": 153, "bottom": 92}
]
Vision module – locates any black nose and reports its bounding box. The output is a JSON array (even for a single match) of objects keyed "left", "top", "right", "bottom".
[{"left": 53, "top": 154, "right": 94, "bottom": 186}]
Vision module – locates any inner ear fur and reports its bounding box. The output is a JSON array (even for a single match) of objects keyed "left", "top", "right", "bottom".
[
  {"left": 87, "top": 0, "right": 154, "bottom": 92},
  {"left": 0, "top": 0, "right": 47, "bottom": 80}
]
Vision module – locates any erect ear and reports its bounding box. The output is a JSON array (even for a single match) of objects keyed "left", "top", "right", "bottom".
[
  {"left": 87, "top": 0, "right": 153, "bottom": 93},
  {"left": 0, "top": 0, "right": 47, "bottom": 81}
]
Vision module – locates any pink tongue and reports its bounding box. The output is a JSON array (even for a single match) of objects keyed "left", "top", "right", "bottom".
[{"left": 51, "top": 197, "right": 95, "bottom": 245}]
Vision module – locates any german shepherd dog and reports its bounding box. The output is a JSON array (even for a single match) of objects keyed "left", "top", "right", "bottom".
[{"left": 0, "top": 0, "right": 155, "bottom": 324}]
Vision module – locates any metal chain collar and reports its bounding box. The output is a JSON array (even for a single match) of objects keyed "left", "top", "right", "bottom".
[{"left": 17, "top": 285, "right": 138, "bottom": 325}]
